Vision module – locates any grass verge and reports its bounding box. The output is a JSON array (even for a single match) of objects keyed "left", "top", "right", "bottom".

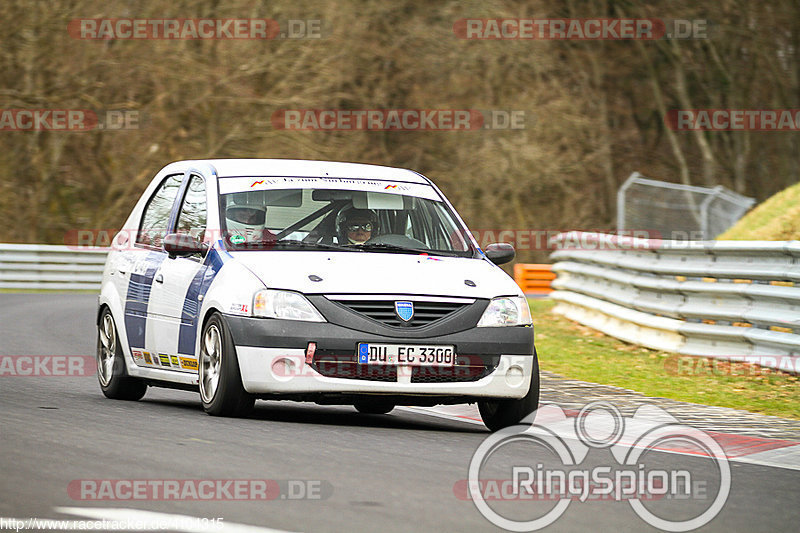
[
  {"left": 530, "top": 299, "right": 800, "bottom": 420},
  {"left": 718, "top": 181, "right": 800, "bottom": 240}
]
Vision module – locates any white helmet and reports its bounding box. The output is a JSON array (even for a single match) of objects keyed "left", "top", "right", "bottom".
[{"left": 225, "top": 194, "right": 267, "bottom": 244}]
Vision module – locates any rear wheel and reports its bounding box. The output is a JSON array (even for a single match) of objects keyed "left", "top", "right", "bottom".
[
  {"left": 97, "top": 308, "right": 147, "bottom": 401},
  {"left": 354, "top": 399, "right": 395, "bottom": 415},
  {"left": 478, "top": 352, "right": 540, "bottom": 432},
  {"left": 199, "top": 313, "right": 255, "bottom": 417}
]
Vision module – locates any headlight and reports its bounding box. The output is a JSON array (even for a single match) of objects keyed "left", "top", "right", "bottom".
[
  {"left": 253, "top": 289, "right": 325, "bottom": 322},
  {"left": 477, "top": 296, "right": 532, "bottom": 327}
]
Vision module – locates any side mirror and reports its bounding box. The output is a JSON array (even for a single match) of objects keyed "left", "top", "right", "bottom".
[
  {"left": 485, "top": 242, "right": 515, "bottom": 265},
  {"left": 164, "top": 233, "right": 207, "bottom": 258}
]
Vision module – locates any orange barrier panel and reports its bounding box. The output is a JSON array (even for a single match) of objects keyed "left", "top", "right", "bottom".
[{"left": 514, "top": 264, "right": 555, "bottom": 296}]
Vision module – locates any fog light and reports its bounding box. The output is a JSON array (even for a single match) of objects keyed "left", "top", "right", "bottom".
[
  {"left": 506, "top": 365, "right": 524, "bottom": 387},
  {"left": 271, "top": 357, "right": 296, "bottom": 380}
]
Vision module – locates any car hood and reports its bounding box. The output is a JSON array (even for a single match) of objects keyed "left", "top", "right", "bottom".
[{"left": 229, "top": 251, "right": 521, "bottom": 298}]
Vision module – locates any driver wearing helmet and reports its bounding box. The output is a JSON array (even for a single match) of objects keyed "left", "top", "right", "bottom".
[
  {"left": 336, "top": 207, "right": 378, "bottom": 245},
  {"left": 225, "top": 194, "right": 272, "bottom": 244}
]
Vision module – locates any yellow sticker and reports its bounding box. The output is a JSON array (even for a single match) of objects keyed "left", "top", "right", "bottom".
[{"left": 180, "top": 357, "right": 199, "bottom": 371}]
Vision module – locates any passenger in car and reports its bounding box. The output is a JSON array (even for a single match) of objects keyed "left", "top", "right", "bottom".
[{"left": 225, "top": 200, "right": 275, "bottom": 245}]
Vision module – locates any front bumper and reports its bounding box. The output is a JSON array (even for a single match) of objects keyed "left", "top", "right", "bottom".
[{"left": 225, "top": 315, "right": 535, "bottom": 399}]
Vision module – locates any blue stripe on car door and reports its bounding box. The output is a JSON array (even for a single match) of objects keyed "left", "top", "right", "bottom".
[
  {"left": 177, "top": 247, "right": 226, "bottom": 355},
  {"left": 124, "top": 252, "right": 167, "bottom": 349}
]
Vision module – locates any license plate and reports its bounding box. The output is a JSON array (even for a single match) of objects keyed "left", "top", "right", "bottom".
[{"left": 357, "top": 343, "right": 455, "bottom": 366}]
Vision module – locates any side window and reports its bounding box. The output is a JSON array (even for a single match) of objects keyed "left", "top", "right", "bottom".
[
  {"left": 176, "top": 175, "right": 207, "bottom": 241},
  {"left": 137, "top": 174, "right": 183, "bottom": 248}
]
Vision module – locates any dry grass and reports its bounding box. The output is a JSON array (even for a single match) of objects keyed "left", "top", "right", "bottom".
[{"left": 719, "top": 182, "right": 800, "bottom": 240}]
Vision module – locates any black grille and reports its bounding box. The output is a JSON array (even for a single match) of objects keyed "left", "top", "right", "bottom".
[
  {"left": 411, "top": 360, "right": 497, "bottom": 383},
  {"left": 328, "top": 299, "right": 468, "bottom": 327},
  {"left": 312, "top": 355, "right": 396, "bottom": 381},
  {"left": 310, "top": 353, "right": 497, "bottom": 383}
]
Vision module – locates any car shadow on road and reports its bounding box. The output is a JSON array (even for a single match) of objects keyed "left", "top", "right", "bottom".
[
  {"left": 137, "top": 395, "right": 487, "bottom": 433},
  {"left": 248, "top": 402, "right": 488, "bottom": 433}
]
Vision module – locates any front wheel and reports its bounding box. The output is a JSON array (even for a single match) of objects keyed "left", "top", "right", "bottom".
[
  {"left": 478, "top": 352, "right": 540, "bottom": 432},
  {"left": 97, "top": 308, "right": 147, "bottom": 401},
  {"left": 199, "top": 313, "right": 255, "bottom": 417}
]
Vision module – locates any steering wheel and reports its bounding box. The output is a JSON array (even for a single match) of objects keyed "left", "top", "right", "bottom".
[{"left": 366, "top": 233, "right": 429, "bottom": 249}]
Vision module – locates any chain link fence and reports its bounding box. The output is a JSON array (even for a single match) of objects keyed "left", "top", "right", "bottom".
[{"left": 617, "top": 172, "right": 755, "bottom": 239}]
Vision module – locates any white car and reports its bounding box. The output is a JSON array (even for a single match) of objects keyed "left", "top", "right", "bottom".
[{"left": 96, "top": 159, "right": 539, "bottom": 430}]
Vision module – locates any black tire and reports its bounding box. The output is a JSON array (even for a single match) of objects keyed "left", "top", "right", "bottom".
[
  {"left": 97, "top": 307, "right": 147, "bottom": 401},
  {"left": 353, "top": 399, "right": 395, "bottom": 415},
  {"left": 478, "top": 351, "right": 540, "bottom": 432},
  {"left": 199, "top": 313, "right": 255, "bottom": 417}
]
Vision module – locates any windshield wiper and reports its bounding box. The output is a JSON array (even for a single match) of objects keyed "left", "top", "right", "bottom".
[
  {"left": 271, "top": 239, "right": 354, "bottom": 251},
  {"left": 350, "top": 243, "right": 473, "bottom": 257},
  {"left": 345, "top": 243, "right": 425, "bottom": 253}
]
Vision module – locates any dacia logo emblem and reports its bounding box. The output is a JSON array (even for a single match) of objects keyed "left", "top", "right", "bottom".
[{"left": 395, "top": 301, "right": 414, "bottom": 322}]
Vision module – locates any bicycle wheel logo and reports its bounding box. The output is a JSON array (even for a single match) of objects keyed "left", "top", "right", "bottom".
[{"left": 467, "top": 402, "right": 731, "bottom": 532}]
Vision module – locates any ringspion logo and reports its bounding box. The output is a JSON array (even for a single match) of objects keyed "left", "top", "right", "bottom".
[{"left": 464, "top": 402, "right": 730, "bottom": 531}]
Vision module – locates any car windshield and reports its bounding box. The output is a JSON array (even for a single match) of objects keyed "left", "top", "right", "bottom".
[{"left": 218, "top": 180, "right": 475, "bottom": 256}]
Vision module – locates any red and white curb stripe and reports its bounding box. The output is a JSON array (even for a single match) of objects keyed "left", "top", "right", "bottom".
[{"left": 400, "top": 404, "right": 800, "bottom": 471}]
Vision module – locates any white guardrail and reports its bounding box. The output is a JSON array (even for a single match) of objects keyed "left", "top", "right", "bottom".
[
  {"left": 0, "top": 244, "right": 108, "bottom": 291},
  {"left": 549, "top": 232, "right": 800, "bottom": 373},
  {"left": 3, "top": 240, "right": 799, "bottom": 372}
]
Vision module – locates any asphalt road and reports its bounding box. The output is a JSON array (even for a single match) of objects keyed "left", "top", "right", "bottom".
[{"left": 0, "top": 294, "right": 798, "bottom": 532}]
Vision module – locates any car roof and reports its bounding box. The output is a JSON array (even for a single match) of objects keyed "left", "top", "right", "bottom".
[{"left": 161, "top": 159, "right": 431, "bottom": 184}]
